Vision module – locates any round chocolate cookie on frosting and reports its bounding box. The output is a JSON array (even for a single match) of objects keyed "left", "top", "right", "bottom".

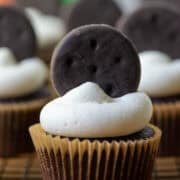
[
  {"left": 51, "top": 24, "right": 140, "bottom": 97},
  {"left": 67, "top": 0, "right": 122, "bottom": 30},
  {"left": 0, "top": 7, "right": 36, "bottom": 60},
  {"left": 119, "top": 3, "right": 180, "bottom": 59}
]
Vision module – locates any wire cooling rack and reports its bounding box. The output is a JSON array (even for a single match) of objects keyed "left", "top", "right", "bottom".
[{"left": 0, "top": 154, "right": 179, "bottom": 180}]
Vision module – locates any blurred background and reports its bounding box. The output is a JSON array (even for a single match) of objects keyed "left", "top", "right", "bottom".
[{"left": 0, "top": 0, "right": 179, "bottom": 179}]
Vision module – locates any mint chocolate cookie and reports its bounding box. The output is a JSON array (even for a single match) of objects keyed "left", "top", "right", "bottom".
[{"left": 51, "top": 24, "right": 140, "bottom": 97}]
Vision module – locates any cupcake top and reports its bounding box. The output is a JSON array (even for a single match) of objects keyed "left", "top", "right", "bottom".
[
  {"left": 138, "top": 51, "right": 180, "bottom": 97},
  {"left": 0, "top": 48, "right": 48, "bottom": 99},
  {"left": 119, "top": 3, "right": 180, "bottom": 98},
  {"left": 25, "top": 8, "right": 66, "bottom": 49},
  {"left": 41, "top": 24, "right": 153, "bottom": 138},
  {"left": 0, "top": 7, "right": 48, "bottom": 99},
  {"left": 119, "top": 3, "right": 180, "bottom": 59},
  {"left": 41, "top": 82, "right": 152, "bottom": 138},
  {"left": 0, "top": 6, "right": 37, "bottom": 60}
]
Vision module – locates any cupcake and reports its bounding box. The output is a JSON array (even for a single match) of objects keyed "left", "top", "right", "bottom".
[
  {"left": 25, "top": 7, "right": 66, "bottom": 64},
  {"left": 119, "top": 3, "right": 180, "bottom": 156},
  {"left": 30, "top": 25, "right": 161, "bottom": 180},
  {"left": 0, "top": 7, "right": 50, "bottom": 157}
]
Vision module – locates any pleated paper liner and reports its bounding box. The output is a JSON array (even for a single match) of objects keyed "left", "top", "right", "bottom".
[
  {"left": 0, "top": 97, "right": 49, "bottom": 157},
  {"left": 30, "top": 124, "right": 161, "bottom": 180},
  {"left": 152, "top": 101, "right": 180, "bottom": 156}
]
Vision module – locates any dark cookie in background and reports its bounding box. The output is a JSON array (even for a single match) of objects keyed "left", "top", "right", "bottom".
[
  {"left": 118, "top": 3, "right": 180, "bottom": 59},
  {"left": 51, "top": 24, "right": 140, "bottom": 97},
  {"left": 0, "top": 7, "right": 36, "bottom": 60},
  {"left": 67, "top": 0, "right": 122, "bottom": 30}
]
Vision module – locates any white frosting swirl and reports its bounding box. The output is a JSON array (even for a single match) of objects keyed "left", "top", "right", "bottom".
[
  {"left": 25, "top": 8, "right": 66, "bottom": 48},
  {"left": 0, "top": 48, "right": 48, "bottom": 98},
  {"left": 40, "top": 82, "right": 152, "bottom": 138},
  {"left": 138, "top": 51, "right": 180, "bottom": 97}
]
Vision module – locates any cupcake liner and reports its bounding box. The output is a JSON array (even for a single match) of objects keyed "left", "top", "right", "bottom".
[
  {"left": 152, "top": 102, "right": 180, "bottom": 156},
  {"left": 0, "top": 98, "right": 49, "bottom": 157},
  {"left": 30, "top": 124, "right": 161, "bottom": 180}
]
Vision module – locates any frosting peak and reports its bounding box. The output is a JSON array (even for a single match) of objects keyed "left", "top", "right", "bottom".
[
  {"left": 40, "top": 82, "right": 152, "bottom": 138},
  {"left": 62, "top": 82, "right": 112, "bottom": 103}
]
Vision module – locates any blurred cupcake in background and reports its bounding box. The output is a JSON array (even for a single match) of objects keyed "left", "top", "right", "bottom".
[
  {"left": 118, "top": 2, "right": 180, "bottom": 156},
  {"left": 0, "top": 6, "right": 50, "bottom": 157},
  {"left": 11, "top": 0, "right": 66, "bottom": 64}
]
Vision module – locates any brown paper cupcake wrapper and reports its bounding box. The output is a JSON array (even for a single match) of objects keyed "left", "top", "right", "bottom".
[
  {"left": 30, "top": 124, "right": 161, "bottom": 180},
  {"left": 0, "top": 98, "right": 49, "bottom": 157},
  {"left": 152, "top": 101, "right": 180, "bottom": 156}
]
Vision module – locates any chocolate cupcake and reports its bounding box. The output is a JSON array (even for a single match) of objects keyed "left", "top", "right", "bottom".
[
  {"left": 0, "top": 49, "right": 50, "bottom": 157},
  {"left": 0, "top": 7, "right": 51, "bottom": 157},
  {"left": 30, "top": 25, "right": 161, "bottom": 180},
  {"left": 119, "top": 3, "right": 180, "bottom": 156}
]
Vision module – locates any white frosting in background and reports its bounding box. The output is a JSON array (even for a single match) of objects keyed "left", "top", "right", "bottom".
[
  {"left": 113, "top": 0, "right": 143, "bottom": 15},
  {"left": 138, "top": 51, "right": 180, "bottom": 97},
  {"left": 40, "top": 82, "right": 153, "bottom": 138},
  {"left": 25, "top": 8, "right": 66, "bottom": 48},
  {"left": 0, "top": 48, "right": 48, "bottom": 98}
]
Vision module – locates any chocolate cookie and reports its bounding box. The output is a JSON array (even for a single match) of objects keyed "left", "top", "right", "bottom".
[
  {"left": 119, "top": 3, "right": 180, "bottom": 59},
  {"left": 0, "top": 7, "right": 36, "bottom": 60},
  {"left": 67, "top": 0, "right": 122, "bottom": 30},
  {"left": 51, "top": 24, "right": 140, "bottom": 97}
]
